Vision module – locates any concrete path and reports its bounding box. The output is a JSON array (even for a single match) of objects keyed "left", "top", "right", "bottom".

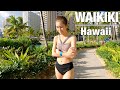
[{"left": 73, "top": 48, "right": 115, "bottom": 79}]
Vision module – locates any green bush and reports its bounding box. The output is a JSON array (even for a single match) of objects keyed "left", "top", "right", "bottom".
[
  {"left": 76, "top": 41, "right": 101, "bottom": 49},
  {"left": 0, "top": 37, "right": 32, "bottom": 50},
  {"left": 105, "top": 41, "right": 119, "bottom": 48},
  {"left": 0, "top": 43, "right": 55, "bottom": 78},
  {"left": 30, "top": 37, "right": 41, "bottom": 45},
  {"left": 96, "top": 41, "right": 120, "bottom": 78}
]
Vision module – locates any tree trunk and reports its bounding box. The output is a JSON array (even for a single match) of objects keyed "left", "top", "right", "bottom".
[
  {"left": 40, "top": 11, "right": 48, "bottom": 50},
  {"left": 83, "top": 35, "right": 85, "bottom": 44},
  {"left": 117, "top": 26, "right": 120, "bottom": 41}
]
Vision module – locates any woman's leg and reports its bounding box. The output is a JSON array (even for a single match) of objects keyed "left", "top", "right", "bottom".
[
  {"left": 62, "top": 68, "right": 74, "bottom": 79},
  {"left": 55, "top": 67, "right": 63, "bottom": 79}
]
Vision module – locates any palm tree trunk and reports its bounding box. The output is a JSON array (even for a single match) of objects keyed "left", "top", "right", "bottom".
[
  {"left": 113, "top": 25, "right": 116, "bottom": 41},
  {"left": 115, "top": 22, "right": 118, "bottom": 41},
  {"left": 40, "top": 11, "right": 48, "bottom": 49},
  {"left": 117, "top": 26, "right": 120, "bottom": 41},
  {"left": 83, "top": 35, "right": 85, "bottom": 44}
]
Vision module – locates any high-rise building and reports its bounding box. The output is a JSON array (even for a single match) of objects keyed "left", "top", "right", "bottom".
[
  {"left": 40, "top": 11, "right": 57, "bottom": 31},
  {"left": 22, "top": 11, "right": 41, "bottom": 31},
  {"left": 40, "top": 11, "right": 48, "bottom": 31},
  {"left": 22, "top": 11, "right": 75, "bottom": 32},
  {"left": 47, "top": 11, "right": 57, "bottom": 31},
  {"left": 68, "top": 16, "right": 75, "bottom": 31},
  {"left": 41, "top": 11, "right": 75, "bottom": 31},
  {"left": 56, "top": 11, "right": 65, "bottom": 16}
]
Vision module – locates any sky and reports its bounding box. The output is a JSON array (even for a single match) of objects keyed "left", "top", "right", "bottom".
[{"left": 0, "top": 11, "right": 22, "bottom": 28}]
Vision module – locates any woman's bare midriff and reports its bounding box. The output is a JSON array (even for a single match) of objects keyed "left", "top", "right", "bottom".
[{"left": 57, "top": 57, "right": 73, "bottom": 65}]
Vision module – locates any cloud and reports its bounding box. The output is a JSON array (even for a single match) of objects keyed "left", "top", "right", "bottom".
[{"left": 0, "top": 11, "right": 9, "bottom": 18}]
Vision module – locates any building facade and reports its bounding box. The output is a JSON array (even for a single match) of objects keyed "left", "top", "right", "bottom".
[
  {"left": 41, "top": 11, "right": 75, "bottom": 31},
  {"left": 22, "top": 11, "right": 41, "bottom": 31}
]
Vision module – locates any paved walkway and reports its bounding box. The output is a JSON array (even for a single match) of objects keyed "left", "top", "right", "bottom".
[{"left": 73, "top": 48, "right": 115, "bottom": 79}]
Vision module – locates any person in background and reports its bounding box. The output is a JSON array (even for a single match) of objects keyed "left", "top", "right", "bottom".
[
  {"left": 102, "top": 36, "right": 111, "bottom": 45},
  {"left": 104, "top": 36, "right": 111, "bottom": 43}
]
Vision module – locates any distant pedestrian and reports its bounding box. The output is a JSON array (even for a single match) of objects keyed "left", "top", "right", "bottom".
[
  {"left": 104, "top": 36, "right": 111, "bottom": 43},
  {"left": 102, "top": 36, "right": 111, "bottom": 45}
]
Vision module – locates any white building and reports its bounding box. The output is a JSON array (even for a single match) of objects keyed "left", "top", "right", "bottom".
[{"left": 22, "top": 11, "right": 41, "bottom": 31}]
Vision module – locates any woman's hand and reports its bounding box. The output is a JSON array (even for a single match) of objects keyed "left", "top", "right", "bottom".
[
  {"left": 68, "top": 47, "right": 76, "bottom": 53},
  {"left": 66, "top": 47, "right": 77, "bottom": 59}
]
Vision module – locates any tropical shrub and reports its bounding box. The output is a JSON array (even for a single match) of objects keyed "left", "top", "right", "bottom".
[{"left": 96, "top": 41, "right": 120, "bottom": 78}]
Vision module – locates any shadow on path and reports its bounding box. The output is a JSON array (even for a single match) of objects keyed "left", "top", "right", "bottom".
[
  {"left": 73, "top": 48, "right": 113, "bottom": 79},
  {"left": 74, "top": 65, "right": 106, "bottom": 78}
]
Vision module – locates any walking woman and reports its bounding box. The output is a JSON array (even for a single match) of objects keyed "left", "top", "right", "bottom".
[{"left": 52, "top": 16, "right": 77, "bottom": 79}]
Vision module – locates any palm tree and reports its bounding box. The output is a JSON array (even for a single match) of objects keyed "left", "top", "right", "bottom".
[
  {"left": 17, "top": 17, "right": 29, "bottom": 29},
  {"left": 4, "top": 15, "right": 30, "bottom": 38},
  {"left": 4, "top": 15, "right": 18, "bottom": 38},
  {"left": 39, "top": 11, "right": 48, "bottom": 50}
]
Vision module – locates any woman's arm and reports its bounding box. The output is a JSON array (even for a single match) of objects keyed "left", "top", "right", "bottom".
[
  {"left": 52, "top": 36, "right": 61, "bottom": 57},
  {"left": 62, "top": 35, "right": 77, "bottom": 59},
  {"left": 69, "top": 35, "right": 77, "bottom": 58}
]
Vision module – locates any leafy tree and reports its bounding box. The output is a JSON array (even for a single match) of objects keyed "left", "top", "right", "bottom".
[{"left": 3, "top": 15, "right": 32, "bottom": 39}]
